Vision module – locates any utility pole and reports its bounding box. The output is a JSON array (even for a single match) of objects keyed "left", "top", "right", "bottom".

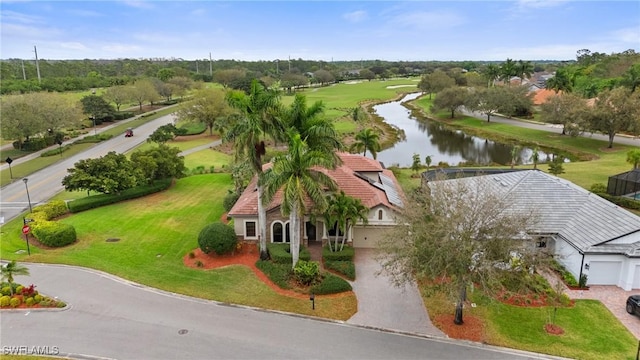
[
  {"left": 209, "top": 52, "right": 213, "bottom": 77},
  {"left": 21, "top": 59, "right": 26, "bottom": 80},
  {"left": 288, "top": 55, "right": 291, "bottom": 72},
  {"left": 195, "top": 60, "right": 199, "bottom": 74},
  {"left": 34, "top": 45, "right": 41, "bottom": 84}
]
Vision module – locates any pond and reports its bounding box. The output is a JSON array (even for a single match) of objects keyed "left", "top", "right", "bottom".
[{"left": 375, "top": 93, "right": 555, "bottom": 168}]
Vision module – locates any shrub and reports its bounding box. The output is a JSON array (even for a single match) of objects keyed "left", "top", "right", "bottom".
[
  {"left": 198, "top": 222, "right": 237, "bottom": 255},
  {"left": 15, "top": 286, "right": 24, "bottom": 295},
  {"left": 195, "top": 260, "right": 204, "bottom": 268},
  {"left": 33, "top": 200, "right": 68, "bottom": 220},
  {"left": 311, "top": 273, "right": 352, "bottom": 295},
  {"left": 0, "top": 296, "right": 10, "bottom": 307},
  {"left": 267, "top": 243, "right": 311, "bottom": 264},
  {"left": 188, "top": 252, "right": 195, "bottom": 259},
  {"left": 10, "top": 297, "right": 21, "bottom": 308},
  {"left": 293, "top": 260, "right": 320, "bottom": 285},
  {"left": 324, "top": 260, "right": 356, "bottom": 280},
  {"left": 34, "top": 294, "right": 43, "bottom": 303},
  {"left": 32, "top": 222, "right": 77, "bottom": 247},
  {"left": 255, "top": 260, "right": 292, "bottom": 289},
  {"left": 1, "top": 286, "right": 11, "bottom": 296},
  {"left": 223, "top": 192, "right": 240, "bottom": 212},
  {"left": 323, "top": 245, "right": 355, "bottom": 261},
  {"left": 113, "top": 111, "right": 134, "bottom": 120},
  {"left": 590, "top": 183, "right": 607, "bottom": 193},
  {"left": 25, "top": 297, "right": 35, "bottom": 307},
  {"left": 579, "top": 274, "right": 588, "bottom": 288},
  {"left": 596, "top": 193, "right": 640, "bottom": 210},
  {"left": 41, "top": 145, "right": 71, "bottom": 157},
  {"left": 73, "top": 133, "right": 113, "bottom": 144}
]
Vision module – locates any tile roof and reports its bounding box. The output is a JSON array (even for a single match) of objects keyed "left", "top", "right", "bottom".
[
  {"left": 228, "top": 152, "right": 404, "bottom": 217},
  {"left": 432, "top": 170, "right": 640, "bottom": 253},
  {"left": 532, "top": 89, "right": 560, "bottom": 105}
]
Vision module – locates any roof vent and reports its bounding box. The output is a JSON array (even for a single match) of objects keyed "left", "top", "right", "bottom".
[{"left": 500, "top": 181, "right": 508, "bottom": 187}]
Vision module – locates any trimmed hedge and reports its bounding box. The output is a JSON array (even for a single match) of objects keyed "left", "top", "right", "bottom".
[
  {"left": 179, "top": 122, "right": 207, "bottom": 135},
  {"left": 322, "top": 245, "right": 355, "bottom": 261},
  {"left": 73, "top": 133, "right": 113, "bottom": 144},
  {"left": 32, "top": 221, "right": 77, "bottom": 247},
  {"left": 324, "top": 260, "right": 356, "bottom": 280},
  {"left": 113, "top": 111, "right": 135, "bottom": 120},
  {"left": 68, "top": 178, "right": 172, "bottom": 213},
  {"left": 32, "top": 200, "right": 68, "bottom": 220},
  {"left": 596, "top": 192, "right": 640, "bottom": 210},
  {"left": 267, "top": 243, "right": 311, "bottom": 264},
  {"left": 255, "top": 260, "right": 292, "bottom": 289},
  {"left": 41, "top": 145, "right": 71, "bottom": 157},
  {"left": 198, "top": 222, "right": 237, "bottom": 255},
  {"left": 311, "top": 273, "right": 352, "bottom": 295}
]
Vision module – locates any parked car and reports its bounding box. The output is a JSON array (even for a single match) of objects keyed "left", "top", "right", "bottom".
[
  {"left": 626, "top": 295, "right": 640, "bottom": 316},
  {"left": 125, "top": 128, "right": 133, "bottom": 137}
]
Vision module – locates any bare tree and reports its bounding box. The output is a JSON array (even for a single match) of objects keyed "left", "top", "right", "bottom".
[{"left": 378, "top": 174, "right": 542, "bottom": 325}]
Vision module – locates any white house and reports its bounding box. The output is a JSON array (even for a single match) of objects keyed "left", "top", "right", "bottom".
[
  {"left": 426, "top": 170, "right": 640, "bottom": 290},
  {"left": 228, "top": 153, "right": 404, "bottom": 248}
]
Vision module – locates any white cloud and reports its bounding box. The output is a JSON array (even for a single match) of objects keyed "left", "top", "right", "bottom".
[
  {"left": 343, "top": 10, "right": 367, "bottom": 23},
  {"left": 1, "top": 10, "right": 44, "bottom": 24},
  {"left": 388, "top": 10, "right": 465, "bottom": 30},
  {"left": 608, "top": 26, "right": 640, "bottom": 44},
  {"left": 102, "top": 43, "right": 143, "bottom": 54},
  {"left": 59, "top": 42, "right": 89, "bottom": 51},
  {"left": 66, "top": 9, "right": 103, "bottom": 17},
  {"left": 0, "top": 23, "right": 62, "bottom": 38}
]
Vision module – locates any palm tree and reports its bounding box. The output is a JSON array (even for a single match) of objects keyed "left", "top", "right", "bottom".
[
  {"left": 517, "top": 60, "right": 534, "bottom": 84},
  {"left": 281, "top": 93, "right": 342, "bottom": 158},
  {"left": 351, "top": 128, "right": 381, "bottom": 159},
  {"left": 484, "top": 64, "right": 500, "bottom": 88},
  {"left": 325, "top": 191, "right": 350, "bottom": 252},
  {"left": 340, "top": 196, "right": 368, "bottom": 251},
  {"left": 261, "top": 133, "right": 338, "bottom": 267},
  {"left": 500, "top": 58, "right": 517, "bottom": 86},
  {"left": 1, "top": 260, "right": 29, "bottom": 296},
  {"left": 226, "top": 79, "right": 282, "bottom": 259},
  {"left": 546, "top": 69, "right": 573, "bottom": 93}
]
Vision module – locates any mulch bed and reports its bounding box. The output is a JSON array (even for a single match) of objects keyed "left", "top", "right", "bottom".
[{"left": 434, "top": 314, "right": 485, "bottom": 342}]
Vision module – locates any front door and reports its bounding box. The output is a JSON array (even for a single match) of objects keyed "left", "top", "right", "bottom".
[{"left": 306, "top": 221, "right": 317, "bottom": 242}]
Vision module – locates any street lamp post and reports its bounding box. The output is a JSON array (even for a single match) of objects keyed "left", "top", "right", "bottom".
[{"left": 23, "top": 178, "right": 32, "bottom": 213}]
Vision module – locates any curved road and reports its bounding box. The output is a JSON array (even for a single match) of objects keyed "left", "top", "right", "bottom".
[
  {"left": 0, "top": 114, "right": 177, "bottom": 224},
  {"left": 0, "top": 263, "right": 564, "bottom": 360}
]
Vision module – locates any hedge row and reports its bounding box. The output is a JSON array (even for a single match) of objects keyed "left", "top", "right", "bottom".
[
  {"left": 324, "top": 260, "right": 356, "bottom": 280},
  {"left": 30, "top": 200, "right": 76, "bottom": 247},
  {"left": 41, "top": 145, "right": 71, "bottom": 157},
  {"left": 73, "top": 133, "right": 113, "bottom": 144},
  {"left": 255, "top": 260, "right": 292, "bottom": 289},
  {"left": 596, "top": 192, "right": 640, "bottom": 210},
  {"left": 310, "top": 273, "right": 352, "bottom": 295},
  {"left": 68, "top": 178, "right": 172, "bottom": 213},
  {"left": 267, "top": 243, "right": 311, "bottom": 264},
  {"left": 322, "top": 245, "right": 355, "bottom": 261}
]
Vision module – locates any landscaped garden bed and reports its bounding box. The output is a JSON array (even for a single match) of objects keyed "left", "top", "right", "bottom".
[{"left": 1, "top": 283, "right": 66, "bottom": 310}]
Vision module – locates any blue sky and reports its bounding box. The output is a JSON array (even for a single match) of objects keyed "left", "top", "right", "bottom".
[{"left": 1, "top": 1, "right": 638, "bottom": 61}]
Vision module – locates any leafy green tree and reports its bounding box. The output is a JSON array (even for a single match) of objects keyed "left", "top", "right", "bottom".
[
  {"left": 147, "top": 123, "right": 188, "bottom": 144},
  {"left": 214, "top": 69, "right": 247, "bottom": 88},
  {"left": 359, "top": 69, "right": 375, "bottom": 81},
  {"left": 621, "top": 63, "right": 640, "bottom": 93},
  {"left": 546, "top": 69, "right": 573, "bottom": 93},
  {"left": 103, "top": 85, "right": 131, "bottom": 111},
  {"left": 589, "top": 87, "right": 640, "bottom": 148},
  {"left": 80, "top": 95, "right": 115, "bottom": 121},
  {"left": 418, "top": 70, "right": 455, "bottom": 99},
  {"left": 131, "top": 144, "right": 185, "bottom": 182},
  {"left": 411, "top": 153, "right": 422, "bottom": 174},
  {"left": 129, "top": 79, "right": 159, "bottom": 111},
  {"left": 540, "top": 92, "right": 590, "bottom": 136},
  {"left": 627, "top": 149, "right": 640, "bottom": 169},
  {"left": 548, "top": 156, "right": 565, "bottom": 175},
  {"left": 262, "top": 133, "right": 338, "bottom": 267},
  {"left": 157, "top": 68, "right": 175, "bottom": 82},
  {"left": 62, "top": 151, "right": 141, "bottom": 194},
  {"left": 530, "top": 147, "right": 540, "bottom": 170},
  {"left": 378, "top": 175, "right": 541, "bottom": 325},
  {"left": 350, "top": 128, "right": 381, "bottom": 159},
  {"left": 351, "top": 106, "right": 367, "bottom": 122},
  {"left": 313, "top": 69, "right": 335, "bottom": 86},
  {"left": 1, "top": 261, "right": 29, "bottom": 296},
  {"left": 425, "top": 155, "right": 432, "bottom": 171},
  {"left": 177, "top": 88, "right": 235, "bottom": 136},
  {"left": 225, "top": 79, "right": 282, "bottom": 259},
  {"left": 431, "top": 86, "right": 468, "bottom": 118},
  {"left": 465, "top": 86, "right": 512, "bottom": 122}
]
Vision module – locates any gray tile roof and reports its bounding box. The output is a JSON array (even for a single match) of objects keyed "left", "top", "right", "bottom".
[{"left": 433, "top": 170, "right": 640, "bottom": 253}]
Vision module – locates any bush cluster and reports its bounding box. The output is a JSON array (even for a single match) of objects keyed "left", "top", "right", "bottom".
[
  {"left": 73, "top": 133, "right": 113, "bottom": 144},
  {"left": 33, "top": 200, "right": 68, "bottom": 220},
  {"left": 32, "top": 221, "right": 77, "bottom": 247},
  {"left": 311, "top": 273, "right": 352, "bottom": 295},
  {"left": 322, "top": 246, "right": 355, "bottom": 261},
  {"left": 197, "top": 222, "right": 237, "bottom": 255},
  {"left": 113, "top": 111, "right": 134, "bottom": 120},
  {"left": 41, "top": 145, "right": 71, "bottom": 157},
  {"left": 67, "top": 178, "right": 171, "bottom": 213},
  {"left": 324, "top": 260, "right": 356, "bottom": 280},
  {"left": 595, "top": 192, "right": 640, "bottom": 210},
  {"left": 267, "top": 243, "right": 311, "bottom": 264},
  {"left": 293, "top": 260, "right": 321, "bottom": 285},
  {"left": 255, "top": 260, "right": 292, "bottom": 289},
  {"left": 550, "top": 260, "right": 579, "bottom": 287}
]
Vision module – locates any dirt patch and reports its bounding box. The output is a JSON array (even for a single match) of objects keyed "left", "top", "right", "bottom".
[
  {"left": 434, "top": 314, "right": 485, "bottom": 342},
  {"left": 544, "top": 323, "right": 565, "bottom": 335}
]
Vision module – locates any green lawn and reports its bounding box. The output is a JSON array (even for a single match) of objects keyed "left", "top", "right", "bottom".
[{"left": 0, "top": 174, "right": 356, "bottom": 320}]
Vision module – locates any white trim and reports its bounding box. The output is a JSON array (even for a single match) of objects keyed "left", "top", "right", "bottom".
[
  {"left": 243, "top": 220, "right": 257, "bottom": 239},
  {"left": 271, "top": 220, "right": 291, "bottom": 243}
]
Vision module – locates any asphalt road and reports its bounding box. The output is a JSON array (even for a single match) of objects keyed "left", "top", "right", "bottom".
[
  {"left": 0, "top": 263, "right": 565, "bottom": 360},
  {"left": 0, "top": 114, "right": 177, "bottom": 224}
]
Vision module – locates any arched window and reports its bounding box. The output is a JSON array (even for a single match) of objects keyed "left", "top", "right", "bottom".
[
  {"left": 378, "top": 209, "right": 383, "bottom": 220},
  {"left": 272, "top": 222, "right": 283, "bottom": 243}
]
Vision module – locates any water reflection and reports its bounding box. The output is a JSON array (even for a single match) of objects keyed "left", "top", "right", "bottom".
[{"left": 375, "top": 93, "right": 552, "bottom": 168}]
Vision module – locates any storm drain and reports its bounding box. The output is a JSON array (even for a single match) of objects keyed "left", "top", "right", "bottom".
[
  {"left": 106, "top": 238, "right": 120, "bottom": 242},
  {"left": 178, "top": 329, "right": 188, "bottom": 335}
]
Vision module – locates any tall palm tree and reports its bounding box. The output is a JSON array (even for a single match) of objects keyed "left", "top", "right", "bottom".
[
  {"left": 1, "top": 260, "right": 29, "bottom": 296},
  {"left": 324, "top": 191, "right": 350, "bottom": 252},
  {"left": 546, "top": 69, "right": 573, "bottom": 93},
  {"left": 226, "top": 79, "right": 282, "bottom": 259},
  {"left": 517, "top": 60, "right": 534, "bottom": 84},
  {"left": 351, "top": 128, "right": 381, "bottom": 159},
  {"left": 500, "top": 58, "right": 517, "bottom": 86},
  {"left": 484, "top": 64, "right": 500, "bottom": 88},
  {"left": 281, "top": 93, "right": 342, "bottom": 158},
  {"left": 261, "top": 133, "right": 338, "bottom": 267},
  {"left": 340, "top": 196, "right": 368, "bottom": 251}
]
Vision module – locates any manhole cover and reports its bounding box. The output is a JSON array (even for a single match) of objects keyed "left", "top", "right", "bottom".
[
  {"left": 178, "top": 329, "right": 188, "bottom": 335},
  {"left": 106, "top": 238, "right": 120, "bottom": 242}
]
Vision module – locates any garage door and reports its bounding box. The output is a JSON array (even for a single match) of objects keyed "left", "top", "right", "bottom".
[
  {"left": 351, "top": 226, "right": 393, "bottom": 248},
  {"left": 588, "top": 261, "right": 622, "bottom": 285}
]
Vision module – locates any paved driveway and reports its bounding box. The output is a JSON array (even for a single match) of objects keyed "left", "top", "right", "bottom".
[{"left": 348, "top": 249, "right": 445, "bottom": 338}]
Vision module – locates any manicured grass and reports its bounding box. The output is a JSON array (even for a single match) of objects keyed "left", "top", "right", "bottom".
[
  {"left": 183, "top": 149, "right": 232, "bottom": 171},
  {"left": 422, "top": 290, "right": 636, "bottom": 360},
  {"left": 0, "top": 174, "right": 356, "bottom": 320}
]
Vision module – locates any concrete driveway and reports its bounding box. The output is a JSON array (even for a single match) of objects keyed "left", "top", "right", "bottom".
[{"left": 347, "top": 249, "right": 445, "bottom": 338}]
